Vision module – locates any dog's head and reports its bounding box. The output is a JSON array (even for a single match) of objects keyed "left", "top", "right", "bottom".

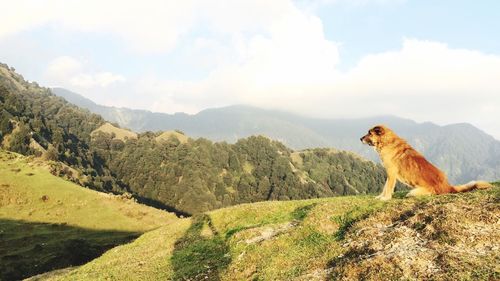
[{"left": 360, "top": 125, "right": 391, "bottom": 148}]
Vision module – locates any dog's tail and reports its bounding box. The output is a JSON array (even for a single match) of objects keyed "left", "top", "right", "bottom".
[{"left": 452, "top": 181, "right": 493, "bottom": 193}]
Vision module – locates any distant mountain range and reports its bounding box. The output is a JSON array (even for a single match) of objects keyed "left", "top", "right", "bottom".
[{"left": 52, "top": 87, "right": 500, "bottom": 184}]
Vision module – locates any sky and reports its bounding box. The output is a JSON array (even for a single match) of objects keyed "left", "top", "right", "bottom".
[{"left": 1, "top": 0, "right": 500, "bottom": 138}]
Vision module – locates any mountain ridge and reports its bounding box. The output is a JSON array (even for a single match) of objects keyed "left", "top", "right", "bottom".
[{"left": 52, "top": 87, "right": 500, "bottom": 184}]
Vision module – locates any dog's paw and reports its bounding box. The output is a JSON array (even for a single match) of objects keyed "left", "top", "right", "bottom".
[
  {"left": 375, "top": 194, "right": 391, "bottom": 201},
  {"left": 405, "top": 192, "right": 415, "bottom": 198},
  {"left": 405, "top": 188, "right": 433, "bottom": 197}
]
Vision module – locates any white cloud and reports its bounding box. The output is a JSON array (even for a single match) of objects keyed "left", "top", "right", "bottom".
[
  {"left": 69, "top": 72, "right": 125, "bottom": 88},
  {"left": 56, "top": 1, "right": 197, "bottom": 53},
  {"left": 319, "top": 0, "right": 405, "bottom": 5},
  {"left": 328, "top": 39, "right": 500, "bottom": 137},
  {"left": 330, "top": 39, "right": 500, "bottom": 115},
  {"left": 136, "top": 3, "right": 339, "bottom": 109},
  {"left": 0, "top": 0, "right": 300, "bottom": 54},
  {"left": 0, "top": 0, "right": 54, "bottom": 38},
  {"left": 297, "top": 0, "right": 406, "bottom": 10},
  {"left": 2, "top": 0, "right": 500, "bottom": 138},
  {"left": 138, "top": 38, "right": 500, "bottom": 138},
  {"left": 45, "top": 56, "right": 125, "bottom": 88},
  {"left": 339, "top": 39, "right": 500, "bottom": 96},
  {"left": 0, "top": 0, "right": 196, "bottom": 53},
  {"left": 45, "top": 56, "right": 82, "bottom": 77}
]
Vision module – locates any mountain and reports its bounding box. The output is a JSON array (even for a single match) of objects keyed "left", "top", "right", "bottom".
[
  {"left": 0, "top": 63, "right": 387, "bottom": 215},
  {"left": 43, "top": 186, "right": 500, "bottom": 281},
  {"left": 52, "top": 88, "right": 500, "bottom": 184},
  {"left": 91, "top": 125, "right": 387, "bottom": 214},
  {"left": 52, "top": 87, "right": 331, "bottom": 148},
  {"left": 0, "top": 149, "right": 176, "bottom": 280}
]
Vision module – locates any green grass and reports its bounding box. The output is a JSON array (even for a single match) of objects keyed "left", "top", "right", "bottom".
[
  {"left": 332, "top": 202, "right": 385, "bottom": 241},
  {"left": 0, "top": 219, "right": 138, "bottom": 280},
  {"left": 0, "top": 150, "right": 177, "bottom": 280},
  {"left": 48, "top": 186, "right": 500, "bottom": 281},
  {"left": 170, "top": 214, "right": 231, "bottom": 280},
  {"left": 290, "top": 203, "right": 317, "bottom": 221},
  {"left": 48, "top": 195, "right": 392, "bottom": 280}
]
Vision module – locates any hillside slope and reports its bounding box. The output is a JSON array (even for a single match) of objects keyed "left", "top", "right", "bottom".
[
  {"left": 48, "top": 186, "right": 499, "bottom": 281},
  {"left": 0, "top": 63, "right": 126, "bottom": 193},
  {"left": 51, "top": 88, "right": 500, "bottom": 184},
  {"left": 91, "top": 133, "right": 387, "bottom": 214},
  {"left": 0, "top": 149, "right": 177, "bottom": 280}
]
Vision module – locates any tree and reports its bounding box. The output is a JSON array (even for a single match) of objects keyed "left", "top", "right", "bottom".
[{"left": 9, "top": 123, "right": 31, "bottom": 155}]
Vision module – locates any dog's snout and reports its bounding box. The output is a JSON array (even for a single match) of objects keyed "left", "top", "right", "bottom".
[{"left": 360, "top": 137, "right": 364, "bottom": 142}]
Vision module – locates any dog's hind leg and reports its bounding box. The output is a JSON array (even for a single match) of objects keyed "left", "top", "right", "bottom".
[{"left": 406, "top": 187, "right": 433, "bottom": 198}]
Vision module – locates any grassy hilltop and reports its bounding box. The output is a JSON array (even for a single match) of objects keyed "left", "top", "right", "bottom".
[
  {"left": 48, "top": 185, "right": 499, "bottom": 281},
  {"left": 0, "top": 149, "right": 177, "bottom": 280}
]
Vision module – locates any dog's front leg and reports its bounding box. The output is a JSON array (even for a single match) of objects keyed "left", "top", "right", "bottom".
[{"left": 376, "top": 174, "right": 396, "bottom": 201}]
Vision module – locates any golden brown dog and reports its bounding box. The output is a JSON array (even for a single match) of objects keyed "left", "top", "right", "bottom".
[{"left": 360, "top": 125, "right": 492, "bottom": 200}]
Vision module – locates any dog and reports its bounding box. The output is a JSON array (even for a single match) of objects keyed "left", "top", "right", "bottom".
[{"left": 360, "top": 125, "right": 493, "bottom": 200}]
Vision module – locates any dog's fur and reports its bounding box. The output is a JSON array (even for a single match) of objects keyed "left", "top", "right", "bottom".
[{"left": 360, "top": 125, "right": 493, "bottom": 200}]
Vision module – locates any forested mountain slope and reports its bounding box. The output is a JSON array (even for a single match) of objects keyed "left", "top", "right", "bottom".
[
  {"left": 0, "top": 63, "right": 121, "bottom": 192},
  {"left": 91, "top": 128, "right": 386, "bottom": 213}
]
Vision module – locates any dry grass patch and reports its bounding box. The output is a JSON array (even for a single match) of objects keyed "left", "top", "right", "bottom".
[
  {"left": 91, "top": 122, "right": 137, "bottom": 141},
  {"left": 155, "top": 130, "right": 189, "bottom": 144},
  {"left": 328, "top": 189, "right": 500, "bottom": 281}
]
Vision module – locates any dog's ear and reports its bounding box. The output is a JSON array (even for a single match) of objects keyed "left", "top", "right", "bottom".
[{"left": 373, "top": 126, "right": 384, "bottom": 136}]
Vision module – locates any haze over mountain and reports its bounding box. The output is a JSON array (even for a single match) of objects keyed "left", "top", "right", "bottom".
[{"left": 53, "top": 87, "right": 500, "bottom": 184}]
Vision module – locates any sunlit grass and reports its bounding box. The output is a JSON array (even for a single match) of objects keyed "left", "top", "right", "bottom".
[
  {"left": 0, "top": 149, "right": 176, "bottom": 232},
  {"left": 0, "top": 149, "right": 178, "bottom": 279},
  {"left": 52, "top": 186, "right": 499, "bottom": 280}
]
